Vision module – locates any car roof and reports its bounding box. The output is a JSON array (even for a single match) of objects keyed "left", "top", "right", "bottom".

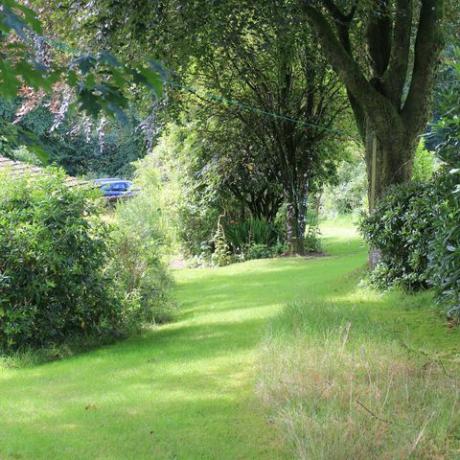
[
  {"left": 96, "top": 179, "right": 132, "bottom": 185},
  {"left": 94, "top": 177, "right": 123, "bottom": 184}
]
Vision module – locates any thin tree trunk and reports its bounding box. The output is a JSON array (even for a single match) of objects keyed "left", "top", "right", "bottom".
[{"left": 285, "top": 184, "right": 308, "bottom": 256}]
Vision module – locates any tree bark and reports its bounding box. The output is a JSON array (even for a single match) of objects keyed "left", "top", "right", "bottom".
[
  {"left": 365, "top": 126, "right": 414, "bottom": 268},
  {"left": 365, "top": 126, "right": 414, "bottom": 211},
  {"left": 301, "top": 1, "right": 444, "bottom": 207},
  {"left": 285, "top": 184, "right": 308, "bottom": 256}
]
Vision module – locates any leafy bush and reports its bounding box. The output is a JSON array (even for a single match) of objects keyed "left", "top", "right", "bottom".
[
  {"left": 111, "top": 157, "right": 174, "bottom": 324},
  {"left": 224, "top": 218, "right": 281, "bottom": 253},
  {"left": 359, "top": 182, "right": 434, "bottom": 290},
  {"left": 412, "top": 139, "right": 436, "bottom": 182},
  {"left": 245, "top": 244, "right": 273, "bottom": 260},
  {"left": 429, "top": 181, "right": 460, "bottom": 313},
  {"left": 360, "top": 176, "right": 460, "bottom": 309},
  {"left": 428, "top": 50, "right": 460, "bottom": 312},
  {"left": 304, "top": 225, "right": 322, "bottom": 254},
  {"left": 0, "top": 170, "right": 121, "bottom": 351}
]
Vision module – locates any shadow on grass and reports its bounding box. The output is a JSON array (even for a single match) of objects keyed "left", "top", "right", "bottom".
[{"left": 0, "top": 228, "right": 368, "bottom": 459}]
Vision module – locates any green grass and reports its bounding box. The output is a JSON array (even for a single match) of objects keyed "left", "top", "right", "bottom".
[
  {"left": 258, "top": 220, "right": 460, "bottom": 459},
  {"left": 0, "top": 219, "right": 458, "bottom": 459}
]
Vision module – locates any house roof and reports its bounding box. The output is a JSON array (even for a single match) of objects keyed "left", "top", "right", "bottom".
[{"left": 0, "top": 155, "right": 86, "bottom": 187}]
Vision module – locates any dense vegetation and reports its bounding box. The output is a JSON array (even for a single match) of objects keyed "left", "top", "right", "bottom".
[
  {"left": 360, "top": 47, "right": 460, "bottom": 315},
  {"left": 0, "top": 98, "right": 148, "bottom": 177},
  {"left": 0, "top": 171, "right": 121, "bottom": 350},
  {"left": 0, "top": 165, "right": 172, "bottom": 353},
  {"left": 110, "top": 156, "right": 173, "bottom": 325},
  {"left": 0, "top": 1, "right": 459, "bottom": 458}
]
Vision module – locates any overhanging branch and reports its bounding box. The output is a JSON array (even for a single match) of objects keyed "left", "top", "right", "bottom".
[
  {"left": 402, "top": 0, "right": 444, "bottom": 132},
  {"left": 384, "top": 0, "right": 413, "bottom": 108},
  {"left": 301, "top": 2, "right": 398, "bottom": 128}
]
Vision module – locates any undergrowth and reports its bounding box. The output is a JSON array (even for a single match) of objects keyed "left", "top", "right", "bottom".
[{"left": 258, "top": 297, "right": 460, "bottom": 459}]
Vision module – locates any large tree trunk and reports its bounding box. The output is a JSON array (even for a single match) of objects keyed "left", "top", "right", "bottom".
[
  {"left": 301, "top": 0, "right": 444, "bottom": 266},
  {"left": 285, "top": 184, "right": 308, "bottom": 256},
  {"left": 365, "top": 126, "right": 416, "bottom": 268},
  {"left": 365, "top": 128, "right": 415, "bottom": 211}
]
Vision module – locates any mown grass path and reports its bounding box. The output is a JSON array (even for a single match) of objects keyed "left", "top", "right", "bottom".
[{"left": 0, "top": 225, "right": 365, "bottom": 459}]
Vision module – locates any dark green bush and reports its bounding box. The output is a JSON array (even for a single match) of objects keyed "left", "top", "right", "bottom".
[
  {"left": 245, "top": 243, "right": 274, "bottom": 260},
  {"left": 429, "top": 179, "right": 460, "bottom": 310},
  {"left": 359, "top": 182, "right": 434, "bottom": 290},
  {"left": 224, "top": 217, "right": 281, "bottom": 253},
  {"left": 0, "top": 170, "right": 121, "bottom": 351},
  {"left": 360, "top": 175, "right": 460, "bottom": 311},
  {"left": 429, "top": 65, "right": 460, "bottom": 310}
]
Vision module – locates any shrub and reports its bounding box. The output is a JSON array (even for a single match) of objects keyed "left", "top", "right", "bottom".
[
  {"left": 111, "top": 158, "right": 174, "bottom": 324},
  {"left": 304, "top": 225, "right": 322, "bottom": 254},
  {"left": 412, "top": 139, "right": 436, "bottom": 182},
  {"left": 359, "top": 182, "right": 434, "bottom": 290},
  {"left": 0, "top": 170, "right": 121, "bottom": 351},
  {"left": 224, "top": 218, "right": 281, "bottom": 253},
  {"left": 429, "top": 184, "right": 460, "bottom": 314},
  {"left": 429, "top": 119, "right": 460, "bottom": 313},
  {"left": 245, "top": 243, "right": 273, "bottom": 260}
]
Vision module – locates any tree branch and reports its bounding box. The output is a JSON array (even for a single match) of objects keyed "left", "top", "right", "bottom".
[
  {"left": 301, "top": 2, "right": 398, "bottom": 128},
  {"left": 384, "top": 0, "right": 413, "bottom": 108},
  {"left": 366, "top": 0, "right": 392, "bottom": 77},
  {"left": 323, "top": 0, "right": 356, "bottom": 54},
  {"left": 402, "top": 0, "right": 444, "bottom": 132}
]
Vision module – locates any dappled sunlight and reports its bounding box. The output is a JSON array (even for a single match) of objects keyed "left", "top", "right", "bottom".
[
  {"left": 0, "top": 222, "right": 367, "bottom": 459},
  {"left": 321, "top": 218, "right": 360, "bottom": 238}
]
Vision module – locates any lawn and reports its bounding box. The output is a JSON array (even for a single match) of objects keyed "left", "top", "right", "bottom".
[
  {"left": 258, "top": 221, "right": 460, "bottom": 459},
  {"left": 0, "top": 220, "right": 458, "bottom": 459}
]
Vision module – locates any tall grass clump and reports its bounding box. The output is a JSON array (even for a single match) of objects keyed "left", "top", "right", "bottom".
[
  {"left": 111, "top": 156, "right": 174, "bottom": 325},
  {"left": 258, "top": 300, "right": 460, "bottom": 459}
]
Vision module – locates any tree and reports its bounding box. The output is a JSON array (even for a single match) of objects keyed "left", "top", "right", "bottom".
[
  {"left": 195, "top": 1, "right": 348, "bottom": 253},
  {"left": 300, "top": 0, "right": 445, "bottom": 215},
  {"left": 53, "top": 0, "right": 351, "bottom": 255},
  {"left": 0, "top": 0, "right": 163, "bottom": 159},
  {"left": 0, "top": 96, "right": 148, "bottom": 177},
  {"left": 195, "top": 116, "right": 284, "bottom": 224}
]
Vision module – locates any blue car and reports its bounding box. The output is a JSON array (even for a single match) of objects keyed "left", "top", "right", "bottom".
[{"left": 95, "top": 179, "right": 138, "bottom": 201}]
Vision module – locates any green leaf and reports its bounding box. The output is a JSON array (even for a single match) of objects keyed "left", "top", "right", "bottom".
[
  {"left": 73, "top": 55, "right": 97, "bottom": 75},
  {"left": 13, "top": 2, "right": 43, "bottom": 34},
  {"left": 97, "top": 51, "right": 121, "bottom": 68},
  {"left": 0, "top": 61, "right": 20, "bottom": 98},
  {"left": 28, "top": 144, "right": 49, "bottom": 164},
  {"left": 136, "top": 65, "right": 163, "bottom": 96}
]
